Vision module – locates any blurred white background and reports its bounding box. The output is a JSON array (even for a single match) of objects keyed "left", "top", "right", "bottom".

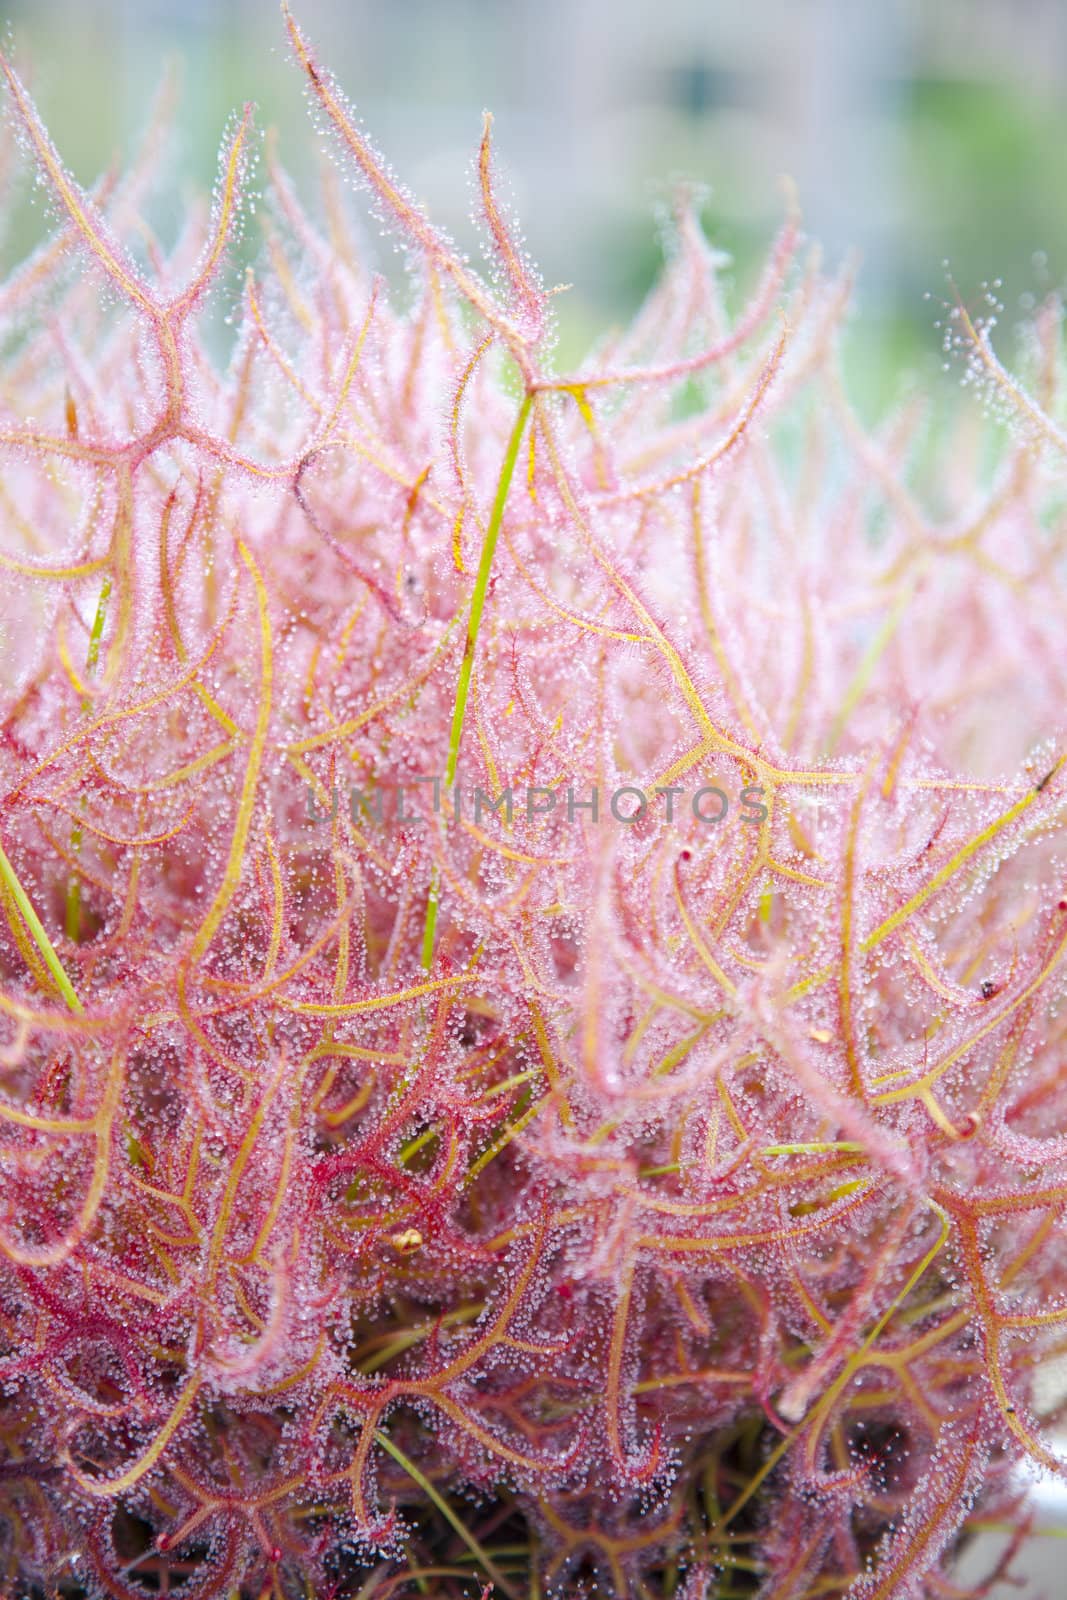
[{"left": 5, "top": 0, "right": 1067, "bottom": 400}]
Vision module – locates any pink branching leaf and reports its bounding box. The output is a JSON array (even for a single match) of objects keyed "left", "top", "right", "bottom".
[{"left": 0, "top": 13, "right": 1064, "bottom": 1599}]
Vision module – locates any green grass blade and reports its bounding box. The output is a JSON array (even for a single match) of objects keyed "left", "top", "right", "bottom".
[
  {"left": 422, "top": 392, "right": 533, "bottom": 970},
  {"left": 0, "top": 837, "right": 83, "bottom": 1013},
  {"left": 375, "top": 1427, "right": 517, "bottom": 1598}
]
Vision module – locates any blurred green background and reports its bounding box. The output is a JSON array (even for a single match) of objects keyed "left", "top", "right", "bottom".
[{"left": 2, "top": 0, "right": 1065, "bottom": 412}]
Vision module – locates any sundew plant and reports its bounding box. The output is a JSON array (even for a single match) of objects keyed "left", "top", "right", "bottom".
[{"left": 1, "top": 7, "right": 1067, "bottom": 1599}]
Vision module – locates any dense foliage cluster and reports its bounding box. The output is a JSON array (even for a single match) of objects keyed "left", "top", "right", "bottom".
[{"left": 1, "top": 7, "right": 1066, "bottom": 1596}]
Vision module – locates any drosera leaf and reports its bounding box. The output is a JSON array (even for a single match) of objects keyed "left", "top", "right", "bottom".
[{"left": 0, "top": 11, "right": 1064, "bottom": 1595}]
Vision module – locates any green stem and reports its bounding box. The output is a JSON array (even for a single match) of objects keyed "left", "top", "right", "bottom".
[
  {"left": 374, "top": 1428, "right": 517, "bottom": 1598},
  {"left": 421, "top": 391, "right": 533, "bottom": 970},
  {"left": 66, "top": 574, "right": 112, "bottom": 943},
  {"left": 0, "top": 836, "right": 83, "bottom": 1013},
  {"left": 64, "top": 829, "right": 83, "bottom": 943},
  {"left": 85, "top": 574, "right": 112, "bottom": 680}
]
